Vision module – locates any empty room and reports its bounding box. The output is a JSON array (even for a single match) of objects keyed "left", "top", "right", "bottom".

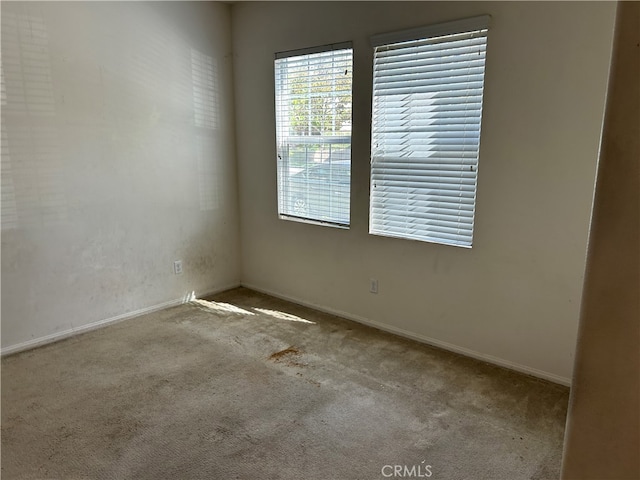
[{"left": 1, "top": 1, "right": 638, "bottom": 479}]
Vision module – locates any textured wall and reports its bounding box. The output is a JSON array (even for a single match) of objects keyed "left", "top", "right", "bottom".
[
  {"left": 1, "top": 2, "right": 240, "bottom": 350},
  {"left": 232, "top": 1, "right": 616, "bottom": 383},
  {"left": 561, "top": 2, "right": 640, "bottom": 478}
]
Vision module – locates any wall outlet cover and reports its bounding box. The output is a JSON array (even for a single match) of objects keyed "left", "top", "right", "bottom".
[{"left": 174, "top": 260, "right": 183, "bottom": 275}]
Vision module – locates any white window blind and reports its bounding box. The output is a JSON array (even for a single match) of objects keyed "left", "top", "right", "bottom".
[
  {"left": 275, "top": 44, "right": 353, "bottom": 227},
  {"left": 369, "top": 16, "right": 489, "bottom": 247}
]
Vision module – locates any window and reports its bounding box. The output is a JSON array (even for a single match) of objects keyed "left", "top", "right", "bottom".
[
  {"left": 369, "top": 16, "right": 490, "bottom": 247},
  {"left": 275, "top": 43, "right": 353, "bottom": 227}
]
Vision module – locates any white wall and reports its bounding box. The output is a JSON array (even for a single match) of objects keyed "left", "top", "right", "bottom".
[
  {"left": 232, "top": 1, "right": 616, "bottom": 383},
  {"left": 1, "top": 2, "right": 240, "bottom": 351}
]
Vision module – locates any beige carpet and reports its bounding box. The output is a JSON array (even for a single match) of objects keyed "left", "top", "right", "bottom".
[{"left": 1, "top": 287, "right": 569, "bottom": 479}]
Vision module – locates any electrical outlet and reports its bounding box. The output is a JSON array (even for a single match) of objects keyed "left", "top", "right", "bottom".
[
  {"left": 174, "top": 260, "right": 183, "bottom": 275},
  {"left": 370, "top": 278, "right": 378, "bottom": 294}
]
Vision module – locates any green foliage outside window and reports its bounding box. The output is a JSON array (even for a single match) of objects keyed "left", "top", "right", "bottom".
[{"left": 288, "top": 62, "right": 352, "bottom": 136}]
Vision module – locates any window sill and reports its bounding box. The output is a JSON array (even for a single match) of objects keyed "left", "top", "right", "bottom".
[{"left": 279, "top": 214, "right": 350, "bottom": 230}]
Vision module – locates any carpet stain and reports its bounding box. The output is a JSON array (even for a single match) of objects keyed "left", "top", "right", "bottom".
[
  {"left": 304, "top": 377, "right": 321, "bottom": 387},
  {"left": 268, "top": 346, "right": 308, "bottom": 368},
  {"left": 269, "top": 346, "right": 300, "bottom": 360}
]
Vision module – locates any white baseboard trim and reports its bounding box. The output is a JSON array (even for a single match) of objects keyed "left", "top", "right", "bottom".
[
  {"left": 241, "top": 282, "right": 572, "bottom": 387},
  {"left": 0, "top": 283, "right": 241, "bottom": 357}
]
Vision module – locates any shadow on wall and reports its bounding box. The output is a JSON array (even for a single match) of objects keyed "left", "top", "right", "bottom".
[
  {"left": 192, "top": 48, "right": 222, "bottom": 212},
  {"left": 0, "top": 5, "right": 226, "bottom": 234},
  {"left": 1, "top": 11, "right": 67, "bottom": 231}
]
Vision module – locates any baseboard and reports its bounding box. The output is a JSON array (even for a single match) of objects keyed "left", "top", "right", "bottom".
[
  {"left": 0, "top": 283, "right": 241, "bottom": 357},
  {"left": 3, "top": 281, "right": 572, "bottom": 386},
  {"left": 241, "top": 282, "right": 572, "bottom": 387}
]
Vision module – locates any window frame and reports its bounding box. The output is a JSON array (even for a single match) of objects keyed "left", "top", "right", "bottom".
[
  {"left": 368, "top": 16, "right": 490, "bottom": 248},
  {"left": 274, "top": 42, "right": 354, "bottom": 229}
]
